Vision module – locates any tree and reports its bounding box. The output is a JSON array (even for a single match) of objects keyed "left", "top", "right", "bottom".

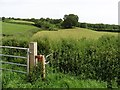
[
  {"left": 80, "top": 23, "right": 87, "bottom": 28},
  {"left": 34, "top": 20, "right": 57, "bottom": 30},
  {"left": 30, "top": 18, "right": 36, "bottom": 22},
  {"left": 2, "top": 17, "right": 5, "bottom": 22},
  {"left": 61, "top": 14, "right": 79, "bottom": 28},
  {"left": 50, "top": 19, "right": 62, "bottom": 24}
]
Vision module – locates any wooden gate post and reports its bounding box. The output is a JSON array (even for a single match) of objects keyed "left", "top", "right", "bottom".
[
  {"left": 42, "top": 55, "right": 45, "bottom": 80},
  {"left": 29, "top": 42, "right": 37, "bottom": 73},
  {"left": 35, "top": 55, "right": 46, "bottom": 80}
]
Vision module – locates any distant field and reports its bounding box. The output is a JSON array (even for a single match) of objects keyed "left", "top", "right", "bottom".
[
  {"left": 0, "top": 21, "right": 2, "bottom": 32},
  {"left": 2, "top": 21, "right": 118, "bottom": 39},
  {"left": 8, "top": 20, "right": 34, "bottom": 25},
  {"left": 2, "top": 22, "right": 38, "bottom": 35},
  {"left": 32, "top": 28, "right": 118, "bottom": 41},
  {"left": 0, "top": 21, "right": 2, "bottom": 40}
]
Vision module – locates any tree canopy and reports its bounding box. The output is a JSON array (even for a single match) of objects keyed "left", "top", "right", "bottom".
[{"left": 61, "top": 14, "right": 79, "bottom": 28}]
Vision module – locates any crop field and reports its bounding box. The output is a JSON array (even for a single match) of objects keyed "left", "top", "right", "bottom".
[
  {"left": 2, "top": 22, "right": 38, "bottom": 35},
  {"left": 32, "top": 28, "right": 118, "bottom": 42}
]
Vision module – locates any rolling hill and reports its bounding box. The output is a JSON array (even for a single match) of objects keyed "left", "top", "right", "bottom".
[{"left": 32, "top": 28, "right": 118, "bottom": 41}]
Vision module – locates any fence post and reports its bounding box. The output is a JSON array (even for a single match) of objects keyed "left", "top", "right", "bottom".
[
  {"left": 42, "top": 55, "right": 45, "bottom": 80},
  {"left": 29, "top": 42, "right": 37, "bottom": 73}
]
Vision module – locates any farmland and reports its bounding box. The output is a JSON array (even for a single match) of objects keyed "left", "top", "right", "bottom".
[
  {"left": 32, "top": 28, "right": 118, "bottom": 41},
  {"left": 2, "top": 22, "right": 39, "bottom": 35},
  {"left": 2, "top": 20, "right": 118, "bottom": 39},
  {"left": 1, "top": 21, "right": 119, "bottom": 89},
  {"left": 8, "top": 19, "right": 35, "bottom": 25}
]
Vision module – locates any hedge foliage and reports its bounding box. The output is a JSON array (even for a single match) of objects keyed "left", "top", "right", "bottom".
[{"left": 2, "top": 35, "right": 119, "bottom": 88}]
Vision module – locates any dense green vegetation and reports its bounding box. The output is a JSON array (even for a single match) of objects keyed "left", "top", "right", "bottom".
[
  {"left": 2, "top": 70, "right": 108, "bottom": 88},
  {"left": 1, "top": 16, "right": 119, "bottom": 88},
  {"left": 79, "top": 23, "right": 120, "bottom": 32},
  {"left": 61, "top": 14, "right": 79, "bottom": 28},
  {"left": 2, "top": 34, "right": 119, "bottom": 88}
]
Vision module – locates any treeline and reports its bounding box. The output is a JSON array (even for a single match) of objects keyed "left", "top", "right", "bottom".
[
  {"left": 79, "top": 23, "right": 120, "bottom": 32},
  {"left": 34, "top": 18, "right": 62, "bottom": 30},
  {"left": 1, "top": 17, "right": 63, "bottom": 30},
  {"left": 1, "top": 15, "right": 120, "bottom": 32}
]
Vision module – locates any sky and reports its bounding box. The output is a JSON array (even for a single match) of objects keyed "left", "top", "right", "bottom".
[{"left": 0, "top": 0, "right": 119, "bottom": 25}]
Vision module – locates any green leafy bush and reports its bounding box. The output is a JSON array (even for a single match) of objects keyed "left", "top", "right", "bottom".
[{"left": 34, "top": 21, "right": 57, "bottom": 31}]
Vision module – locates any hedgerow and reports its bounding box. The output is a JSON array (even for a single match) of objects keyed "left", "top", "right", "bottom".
[{"left": 2, "top": 35, "right": 119, "bottom": 88}]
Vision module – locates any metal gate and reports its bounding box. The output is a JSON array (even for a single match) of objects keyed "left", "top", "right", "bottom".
[{"left": 0, "top": 46, "right": 29, "bottom": 74}]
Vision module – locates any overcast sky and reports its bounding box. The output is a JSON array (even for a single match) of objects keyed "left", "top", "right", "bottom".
[{"left": 0, "top": 0, "right": 119, "bottom": 24}]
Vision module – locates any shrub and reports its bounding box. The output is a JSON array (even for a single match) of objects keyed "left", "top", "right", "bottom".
[{"left": 34, "top": 21, "right": 58, "bottom": 31}]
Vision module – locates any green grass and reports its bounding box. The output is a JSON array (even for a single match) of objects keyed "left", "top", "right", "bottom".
[
  {"left": 2, "top": 22, "right": 38, "bottom": 35},
  {"left": 2, "top": 70, "right": 109, "bottom": 88},
  {"left": 32, "top": 28, "right": 118, "bottom": 42}
]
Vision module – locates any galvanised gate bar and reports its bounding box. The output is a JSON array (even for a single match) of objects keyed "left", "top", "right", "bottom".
[
  {"left": 0, "top": 45, "right": 29, "bottom": 74},
  {"left": 0, "top": 42, "right": 51, "bottom": 80}
]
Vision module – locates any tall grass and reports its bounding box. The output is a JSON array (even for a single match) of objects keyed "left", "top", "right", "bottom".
[
  {"left": 2, "top": 67, "right": 108, "bottom": 88},
  {"left": 32, "top": 28, "right": 118, "bottom": 41}
]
